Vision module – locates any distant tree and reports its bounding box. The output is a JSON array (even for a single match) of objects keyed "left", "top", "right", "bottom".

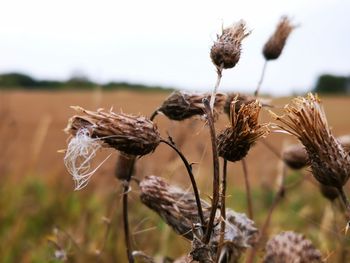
[
  {"left": 0, "top": 73, "right": 37, "bottom": 88},
  {"left": 313, "top": 74, "right": 349, "bottom": 94}
]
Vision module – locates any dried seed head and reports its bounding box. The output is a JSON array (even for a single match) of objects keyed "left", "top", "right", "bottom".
[
  {"left": 263, "top": 16, "right": 295, "bottom": 60},
  {"left": 115, "top": 154, "right": 136, "bottom": 181},
  {"left": 210, "top": 20, "right": 250, "bottom": 69},
  {"left": 224, "top": 93, "right": 255, "bottom": 116},
  {"left": 158, "top": 91, "right": 226, "bottom": 121},
  {"left": 217, "top": 99, "right": 269, "bottom": 162},
  {"left": 65, "top": 106, "right": 161, "bottom": 156},
  {"left": 139, "top": 175, "right": 211, "bottom": 240},
  {"left": 263, "top": 231, "right": 323, "bottom": 263},
  {"left": 271, "top": 93, "right": 350, "bottom": 189},
  {"left": 191, "top": 209, "right": 258, "bottom": 262},
  {"left": 320, "top": 184, "right": 339, "bottom": 202},
  {"left": 282, "top": 144, "right": 308, "bottom": 169}
]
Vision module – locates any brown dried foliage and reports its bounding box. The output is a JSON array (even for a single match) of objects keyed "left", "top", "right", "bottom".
[
  {"left": 65, "top": 106, "right": 161, "bottom": 156},
  {"left": 210, "top": 20, "right": 250, "bottom": 69},
  {"left": 271, "top": 93, "right": 350, "bottom": 189},
  {"left": 217, "top": 99, "right": 269, "bottom": 162},
  {"left": 263, "top": 231, "right": 323, "bottom": 263},
  {"left": 158, "top": 91, "right": 226, "bottom": 121},
  {"left": 263, "top": 16, "right": 295, "bottom": 60}
]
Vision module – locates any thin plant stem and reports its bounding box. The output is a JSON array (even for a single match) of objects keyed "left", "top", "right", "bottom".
[
  {"left": 261, "top": 139, "right": 282, "bottom": 160},
  {"left": 122, "top": 182, "right": 134, "bottom": 263},
  {"left": 160, "top": 139, "right": 205, "bottom": 228},
  {"left": 242, "top": 158, "right": 253, "bottom": 219},
  {"left": 254, "top": 60, "right": 268, "bottom": 97},
  {"left": 209, "top": 66, "right": 223, "bottom": 112},
  {"left": 217, "top": 159, "right": 228, "bottom": 262},
  {"left": 203, "top": 98, "right": 220, "bottom": 244},
  {"left": 150, "top": 108, "right": 160, "bottom": 121},
  {"left": 246, "top": 162, "right": 286, "bottom": 263},
  {"left": 338, "top": 187, "right": 350, "bottom": 233}
]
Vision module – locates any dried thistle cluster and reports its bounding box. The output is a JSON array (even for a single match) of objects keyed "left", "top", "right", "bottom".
[
  {"left": 217, "top": 98, "right": 269, "bottom": 162},
  {"left": 263, "top": 16, "right": 296, "bottom": 60},
  {"left": 210, "top": 20, "right": 250, "bottom": 70}
]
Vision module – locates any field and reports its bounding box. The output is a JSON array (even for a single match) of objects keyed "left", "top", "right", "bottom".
[{"left": 1, "top": 90, "right": 350, "bottom": 262}]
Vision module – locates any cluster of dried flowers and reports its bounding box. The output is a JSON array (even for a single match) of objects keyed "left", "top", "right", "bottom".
[{"left": 61, "top": 15, "right": 350, "bottom": 263}]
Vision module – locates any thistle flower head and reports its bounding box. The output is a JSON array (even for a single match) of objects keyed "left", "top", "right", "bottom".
[
  {"left": 263, "top": 16, "right": 296, "bottom": 60},
  {"left": 263, "top": 231, "right": 323, "bottom": 263},
  {"left": 210, "top": 20, "right": 250, "bottom": 69},
  {"left": 217, "top": 98, "right": 269, "bottom": 162},
  {"left": 65, "top": 106, "right": 161, "bottom": 156},
  {"left": 158, "top": 91, "right": 226, "bottom": 121},
  {"left": 271, "top": 93, "right": 350, "bottom": 189},
  {"left": 224, "top": 93, "right": 255, "bottom": 116}
]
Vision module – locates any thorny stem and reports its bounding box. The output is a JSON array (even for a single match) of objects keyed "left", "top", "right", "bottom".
[
  {"left": 254, "top": 60, "right": 268, "bottom": 97},
  {"left": 160, "top": 139, "right": 205, "bottom": 228},
  {"left": 217, "top": 159, "right": 228, "bottom": 262},
  {"left": 203, "top": 98, "right": 220, "bottom": 244},
  {"left": 242, "top": 158, "right": 254, "bottom": 219},
  {"left": 246, "top": 163, "right": 286, "bottom": 263},
  {"left": 209, "top": 66, "right": 223, "bottom": 112},
  {"left": 122, "top": 182, "right": 134, "bottom": 263}
]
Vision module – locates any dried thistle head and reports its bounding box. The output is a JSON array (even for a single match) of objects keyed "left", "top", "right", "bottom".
[
  {"left": 263, "top": 16, "right": 295, "bottom": 60},
  {"left": 210, "top": 20, "right": 250, "bottom": 69},
  {"left": 217, "top": 99, "right": 269, "bottom": 162},
  {"left": 271, "top": 93, "right": 350, "bottom": 189},
  {"left": 139, "top": 175, "right": 211, "bottom": 240},
  {"left": 224, "top": 93, "right": 255, "bottom": 116},
  {"left": 282, "top": 144, "right": 308, "bottom": 170},
  {"left": 263, "top": 231, "right": 323, "bottom": 263},
  {"left": 158, "top": 91, "right": 226, "bottom": 121},
  {"left": 65, "top": 106, "right": 161, "bottom": 156}
]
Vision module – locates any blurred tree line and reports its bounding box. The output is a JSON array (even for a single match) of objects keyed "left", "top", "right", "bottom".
[
  {"left": 0, "top": 72, "right": 173, "bottom": 92},
  {"left": 313, "top": 74, "right": 350, "bottom": 94}
]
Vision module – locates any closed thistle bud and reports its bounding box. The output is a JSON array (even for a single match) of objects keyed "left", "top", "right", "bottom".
[
  {"left": 139, "top": 175, "right": 210, "bottom": 240},
  {"left": 263, "top": 16, "right": 295, "bottom": 60},
  {"left": 320, "top": 184, "right": 339, "bottom": 202},
  {"left": 263, "top": 231, "right": 323, "bottom": 263},
  {"left": 217, "top": 98, "right": 269, "bottom": 162},
  {"left": 210, "top": 20, "right": 250, "bottom": 69},
  {"left": 158, "top": 91, "right": 226, "bottom": 121},
  {"left": 282, "top": 144, "right": 308, "bottom": 169},
  {"left": 65, "top": 106, "right": 161, "bottom": 156},
  {"left": 270, "top": 93, "right": 350, "bottom": 190}
]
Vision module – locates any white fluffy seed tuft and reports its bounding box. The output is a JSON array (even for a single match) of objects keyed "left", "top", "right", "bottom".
[{"left": 64, "top": 128, "right": 111, "bottom": 190}]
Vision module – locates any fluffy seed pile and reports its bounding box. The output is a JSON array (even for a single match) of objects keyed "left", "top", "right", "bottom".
[
  {"left": 65, "top": 106, "right": 161, "bottom": 156},
  {"left": 263, "top": 231, "right": 323, "bottom": 263},
  {"left": 217, "top": 98, "right": 269, "bottom": 162},
  {"left": 210, "top": 20, "right": 250, "bottom": 69},
  {"left": 263, "top": 16, "right": 295, "bottom": 60},
  {"left": 158, "top": 91, "right": 226, "bottom": 121}
]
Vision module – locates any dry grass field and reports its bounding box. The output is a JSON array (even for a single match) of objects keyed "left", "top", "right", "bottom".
[{"left": 0, "top": 90, "right": 350, "bottom": 262}]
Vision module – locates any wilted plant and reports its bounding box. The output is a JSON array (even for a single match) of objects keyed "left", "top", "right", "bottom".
[{"left": 271, "top": 93, "right": 350, "bottom": 218}]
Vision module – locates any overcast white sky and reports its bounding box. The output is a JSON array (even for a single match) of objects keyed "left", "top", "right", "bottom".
[{"left": 0, "top": 0, "right": 349, "bottom": 95}]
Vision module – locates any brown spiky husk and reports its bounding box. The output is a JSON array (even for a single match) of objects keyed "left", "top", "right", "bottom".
[
  {"left": 115, "top": 154, "right": 136, "bottom": 181},
  {"left": 223, "top": 93, "right": 255, "bottom": 116},
  {"left": 139, "top": 175, "right": 258, "bottom": 263},
  {"left": 263, "top": 231, "right": 323, "bottom": 263},
  {"left": 271, "top": 93, "right": 350, "bottom": 189},
  {"left": 263, "top": 16, "right": 295, "bottom": 60},
  {"left": 210, "top": 20, "right": 250, "bottom": 69},
  {"left": 217, "top": 99, "right": 269, "bottom": 162},
  {"left": 65, "top": 106, "right": 161, "bottom": 156},
  {"left": 158, "top": 91, "right": 226, "bottom": 121}
]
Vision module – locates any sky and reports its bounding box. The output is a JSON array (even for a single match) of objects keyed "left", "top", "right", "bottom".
[{"left": 0, "top": 0, "right": 349, "bottom": 95}]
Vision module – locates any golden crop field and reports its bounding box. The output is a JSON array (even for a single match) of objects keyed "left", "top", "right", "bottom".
[{"left": 1, "top": 90, "right": 350, "bottom": 262}]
